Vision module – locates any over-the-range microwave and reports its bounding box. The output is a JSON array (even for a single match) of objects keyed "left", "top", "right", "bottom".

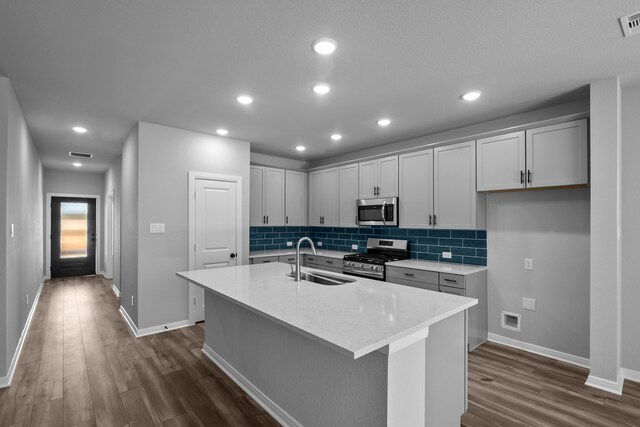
[{"left": 356, "top": 197, "right": 398, "bottom": 226}]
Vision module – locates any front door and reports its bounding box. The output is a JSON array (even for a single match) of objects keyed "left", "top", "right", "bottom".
[
  {"left": 191, "top": 178, "right": 239, "bottom": 322},
  {"left": 51, "top": 197, "right": 97, "bottom": 278}
]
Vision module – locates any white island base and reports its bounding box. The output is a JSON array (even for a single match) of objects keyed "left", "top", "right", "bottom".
[{"left": 203, "top": 290, "right": 466, "bottom": 427}]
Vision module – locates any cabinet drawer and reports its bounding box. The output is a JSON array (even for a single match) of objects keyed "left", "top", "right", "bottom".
[
  {"left": 439, "top": 285, "right": 466, "bottom": 296},
  {"left": 439, "top": 273, "right": 465, "bottom": 289},
  {"left": 278, "top": 255, "right": 297, "bottom": 264},
  {"left": 387, "top": 276, "right": 439, "bottom": 292},
  {"left": 252, "top": 256, "right": 279, "bottom": 264},
  {"left": 305, "top": 255, "right": 318, "bottom": 266},
  {"left": 386, "top": 267, "right": 439, "bottom": 285},
  {"left": 317, "top": 257, "right": 344, "bottom": 269}
]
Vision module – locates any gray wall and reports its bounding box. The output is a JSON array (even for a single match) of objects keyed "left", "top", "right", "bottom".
[
  {"left": 487, "top": 189, "right": 590, "bottom": 359},
  {"left": 622, "top": 84, "right": 640, "bottom": 373},
  {"left": 43, "top": 168, "right": 104, "bottom": 196},
  {"left": 0, "top": 76, "right": 44, "bottom": 379},
  {"left": 136, "top": 122, "right": 250, "bottom": 329},
  {"left": 0, "top": 77, "right": 8, "bottom": 378},
  {"left": 250, "top": 152, "right": 308, "bottom": 171},
  {"left": 102, "top": 157, "right": 122, "bottom": 289},
  {"left": 120, "top": 126, "right": 139, "bottom": 325}
]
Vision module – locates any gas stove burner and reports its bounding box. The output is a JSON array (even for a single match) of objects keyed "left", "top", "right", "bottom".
[{"left": 343, "top": 238, "right": 408, "bottom": 280}]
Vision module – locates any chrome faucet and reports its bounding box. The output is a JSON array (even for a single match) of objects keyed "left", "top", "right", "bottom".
[{"left": 295, "top": 237, "right": 317, "bottom": 282}]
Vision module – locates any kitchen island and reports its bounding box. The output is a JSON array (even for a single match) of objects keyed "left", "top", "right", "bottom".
[{"left": 177, "top": 262, "right": 477, "bottom": 427}]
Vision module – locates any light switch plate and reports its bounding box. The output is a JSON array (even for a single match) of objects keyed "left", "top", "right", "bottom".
[
  {"left": 150, "top": 223, "right": 165, "bottom": 234},
  {"left": 524, "top": 258, "right": 534, "bottom": 270},
  {"left": 442, "top": 251, "right": 452, "bottom": 259},
  {"left": 523, "top": 297, "right": 536, "bottom": 311}
]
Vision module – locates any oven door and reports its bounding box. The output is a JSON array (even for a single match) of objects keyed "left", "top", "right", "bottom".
[{"left": 357, "top": 197, "right": 398, "bottom": 226}]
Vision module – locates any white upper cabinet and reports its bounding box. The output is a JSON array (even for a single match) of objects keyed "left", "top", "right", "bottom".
[
  {"left": 434, "top": 141, "right": 482, "bottom": 230},
  {"left": 476, "top": 131, "right": 526, "bottom": 191},
  {"left": 339, "top": 163, "right": 359, "bottom": 227},
  {"left": 309, "top": 168, "right": 339, "bottom": 226},
  {"left": 358, "top": 155, "right": 398, "bottom": 198},
  {"left": 476, "top": 119, "right": 588, "bottom": 192},
  {"left": 285, "top": 170, "right": 307, "bottom": 226},
  {"left": 250, "top": 166, "right": 284, "bottom": 226},
  {"left": 526, "top": 119, "right": 588, "bottom": 188},
  {"left": 399, "top": 150, "right": 433, "bottom": 228}
]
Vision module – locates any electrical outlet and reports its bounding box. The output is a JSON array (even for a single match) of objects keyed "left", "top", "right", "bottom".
[
  {"left": 523, "top": 297, "right": 536, "bottom": 311},
  {"left": 26, "top": 294, "right": 29, "bottom": 305},
  {"left": 524, "top": 258, "right": 534, "bottom": 270},
  {"left": 442, "top": 251, "right": 452, "bottom": 259},
  {"left": 317, "top": 241, "right": 323, "bottom": 247},
  {"left": 11, "top": 224, "right": 14, "bottom": 238},
  {"left": 286, "top": 241, "right": 293, "bottom": 247},
  {"left": 131, "top": 295, "right": 135, "bottom": 306},
  {"left": 351, "top": 244, "right": 358, "bottom": 250}
]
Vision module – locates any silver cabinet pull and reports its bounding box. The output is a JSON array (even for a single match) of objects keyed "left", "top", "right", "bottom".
[
  {"left": 266, "top": 215, "right": 269, "bottom": 224},
  {"left": 404, "top": 273, "right": 415, "bottom": 277},
  {"left": 433, "top": 215, "right": 437, "bottom": 226},
  {"left": 326, "top": 261, "right": 333, "bottom": 264},
  {"left": 528, "top": 170, "right": 532, "bottom": 184},
  {"left": 520, "top": 170, "right": 524, "bottom": 185},
  {"left": 429, "top": 214, "right": 432, "bottom": 226},
  {"left": 444, "top": 278, "right": 457, "bottom": 283},
  {"left": 286, "top": 216, "right": 288, "bottom": 224}
]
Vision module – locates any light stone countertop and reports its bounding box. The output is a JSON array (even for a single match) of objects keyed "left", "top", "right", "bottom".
[
  {"left": 385, "top": 259, "right": 488, "bottom": 276},
  {"left": 177, "top": 263, "right": 477, "bottom": 359},
  {"left": 249, "top": 248, "right": 352, "bottom": 259}
]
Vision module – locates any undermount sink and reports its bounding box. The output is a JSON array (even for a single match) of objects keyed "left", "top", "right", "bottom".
[{"left": 287, "top": 271, "right": 356, "bottom": 286}]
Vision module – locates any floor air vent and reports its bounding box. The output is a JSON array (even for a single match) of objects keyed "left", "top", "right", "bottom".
[
  {"left": 69, "top": 151, "right": 93, "bottom": 158},
  {"left": 620, "top": 12, "right": 640, "bottom": 37},
  {"left": 501, "top": 311, "right": 521, "bottom": 332}
]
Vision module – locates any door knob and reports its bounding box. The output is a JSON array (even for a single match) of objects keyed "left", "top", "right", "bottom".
[{"left": 230, "top": 253, "right": 236, "bottom": 258}]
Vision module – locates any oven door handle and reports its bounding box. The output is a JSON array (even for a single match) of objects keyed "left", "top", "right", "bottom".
[{"left": 381, "top": 201, "right": 387, "bottom": 226}]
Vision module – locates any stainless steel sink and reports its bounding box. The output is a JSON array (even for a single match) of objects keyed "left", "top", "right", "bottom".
[{"left": 287, "top": 271, "right": 356, "bottom": 286}]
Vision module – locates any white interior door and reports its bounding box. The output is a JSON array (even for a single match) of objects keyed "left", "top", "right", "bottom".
[{"left": 191, "top": 178, "right": 239, "bottom": 323}]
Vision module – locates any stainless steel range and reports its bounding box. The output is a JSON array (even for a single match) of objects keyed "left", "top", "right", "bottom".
[{"left": 343, "top": 238, "right": 409, "bottom": 280}]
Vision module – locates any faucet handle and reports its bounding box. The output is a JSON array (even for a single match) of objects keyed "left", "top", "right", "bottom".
[{"left": 290, "top": 264, "right": 295, "bottom": 274}]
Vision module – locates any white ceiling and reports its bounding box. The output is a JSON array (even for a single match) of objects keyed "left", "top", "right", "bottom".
[{"left": 1, "top": 1, "right": 640, "bottom": 173}]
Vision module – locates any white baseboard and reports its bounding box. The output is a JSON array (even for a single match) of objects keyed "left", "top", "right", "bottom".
[
  {"left": 118, "top": 306, "right": 189, "bottom": 338},
  {"left": 0, "top": 280, "right": 44, "bottom": 388},
  {"left": 487, "top": 333, "right": 590, "bottom": 368},
  {"left": 111, "top": 283, "right": 120, "bottom": 298},
  {"left": 202, "top": 344, "right": 302, "bottom": 427},
  {"left": 99, "top": 271, "right": 113, "bottom": 280},
  {"left": 586, "top": 370, "right": 624, "bottom": 395},
  {"left": 622, "top": 368, "right": 640, "bottom": 383}
]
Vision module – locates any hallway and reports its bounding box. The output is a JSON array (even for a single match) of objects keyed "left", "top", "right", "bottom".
[{"left": 0, "top": 276, "right": 277, "bottom": 426}]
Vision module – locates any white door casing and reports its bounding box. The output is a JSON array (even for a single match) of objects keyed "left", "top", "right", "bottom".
[{"left": 188, "top": 172, "right": 242, "bottom": 324}]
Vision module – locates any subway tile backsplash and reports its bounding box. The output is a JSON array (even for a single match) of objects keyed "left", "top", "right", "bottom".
[{"left": 249, "top": 226, "right": 487, "bottom": 266}]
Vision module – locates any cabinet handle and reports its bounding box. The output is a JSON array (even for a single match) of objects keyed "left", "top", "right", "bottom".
[
  {"left": 263, "top": 216, "right": 266, "bottom": 224},
  {"left": 373, "top": 186, "right": 377, "bottom": 196},
  {"left": 433, "top": 215, "right": 437, "bottom": 226},
  {"left": 377, "top": 186, "right": 380, "bottom": 196},
  {"left": 444, "top": 278, "right": 457, "bottom": 283},
  {"left": 429, "top": 214, "right": 432, "bottom": 226},
  {"left": 286, "top": 216, "right": 288, "bottom": 224},
  {"left": 403, "top": 273, "right": 415, "bottom": 277},
  {"left": 263, "top": 260, "right": 271, "bottom": 263},
  {"left": 520, "top": 170, "right": 524, "bottom": 185},
  {"left": 527, "top": 170, "right": 532, "bottom": 184},
  {"left": 266, "top": 216, "right": 269, "bottom": 224},
  {"left": 326, "top": 261, "right": 333, "bottom": 264}
]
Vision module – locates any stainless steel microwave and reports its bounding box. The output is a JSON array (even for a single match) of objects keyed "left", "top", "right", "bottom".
[{"left": 356, "top": 197, "right": 398, "bottom": 226}]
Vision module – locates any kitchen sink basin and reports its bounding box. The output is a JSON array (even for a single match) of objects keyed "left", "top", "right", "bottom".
[{"left": 287, "top": 272, "right": 356, "bottom": 286}]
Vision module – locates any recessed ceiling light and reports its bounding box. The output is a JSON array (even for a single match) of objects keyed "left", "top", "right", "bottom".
[
  {"left": 461, "top": 91, "right": 481, "bottom": 101},
  {"left": 72, "top": 162, "right": 82, "bottom": 167},
  {"left": 72, "top": 126, "right": 87, "bottom": 134},
  {"left": 216, "top": 128, "right": 229, "bottom": 136},
  {"left": 312, "top": 83, "right": 331, "bottom": 95},
  {"left": 331, "top": 134, "right": 342, "bottom": 141},
  {"left": 236, "top": 95, "right": 253, "bottom": 105},
  {"left": 377, "top": 118, "right": 391, "bottom": 127},
  {"left": 296, "top": 145, "right": 306, "bottom": 152},
  {"left": 312, "top": 38, "right": 337, "bottom": 55}
]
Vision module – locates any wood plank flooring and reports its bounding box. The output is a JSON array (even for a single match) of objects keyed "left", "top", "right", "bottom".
[{"left": 1, "top": 275, "right": 639, "bottom": 426}]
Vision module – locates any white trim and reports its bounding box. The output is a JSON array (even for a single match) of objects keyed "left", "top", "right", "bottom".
[
  {"left": 45, "top": 192, "right": 101, "bottom": 280},
  {"left": 111, "top": 283, "right": 120, "bottom": 298},
  {"left": 487, "top": 333, "right": 590, "bottom": 368},
  {"left": 118, "top": 306, "right": 189, "bottom": 338},
  {"left": 0, "top": 280, "right": 44, "bottom": 388},
  {"left": 623, "top": 368, "right": 640, "bottom": 383},
  {"left": 585, "top": 370, "right": 624, "bottom": 395},
  {"left": 202, "top": 343, "right": 302, "bottom": 427},
  {"left": 187, "top": 172, "right": 243, "bottom": 324},
  {"left": 105, "top": 189, "right": 115, "bottom": 279}
]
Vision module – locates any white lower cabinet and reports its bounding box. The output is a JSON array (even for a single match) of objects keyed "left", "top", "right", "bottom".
[
  {"left": 250, "top": 256, "right": 279, "bottom": 264},
  {"left": 386, "top": 265, "right": 487, "bottom": 351}
]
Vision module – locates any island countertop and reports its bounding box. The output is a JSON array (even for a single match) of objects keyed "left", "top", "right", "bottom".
[{"left": 177, "top": 263, "right": 477, "bottom": 359}]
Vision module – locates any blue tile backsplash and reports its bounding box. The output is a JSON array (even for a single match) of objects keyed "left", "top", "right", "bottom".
[{"left": 250, "top": 226, "right": 487, "bottom": 266}]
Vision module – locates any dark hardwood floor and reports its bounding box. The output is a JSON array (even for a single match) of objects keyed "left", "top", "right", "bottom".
[{"left": 1, "top": 275, "right": 638, "bottom": 426}]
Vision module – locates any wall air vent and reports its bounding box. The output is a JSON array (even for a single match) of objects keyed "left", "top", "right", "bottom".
[
  {"left": 69, "top": 151, "right": 93, "bottom": 158},
  {"left": 620, "top": 12, "right": 640, "bottom": 37},
  {"left": 501, "top": 311, "right": 521, "bottom": 333}
]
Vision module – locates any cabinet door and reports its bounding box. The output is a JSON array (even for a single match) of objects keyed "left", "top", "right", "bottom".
[
  {"left": 250, "top": 166, "right": 265, "bottom": 226},
  {"left": 322, "top": 168, "right": 340, "bottom": 226},
  {"left": 526, "top": 119, "right": 588, "bottom": 188},
  {"left": 434, "top": 140, "right": 477, "bottom": 229},
  {"left": 358, "top": 160, "right": 377, "bottom": 199},
  {"left": 339, "top": 164, "right": 359, "bottom": 227},
  {"left": 399, "top": 150, "right": 433, "bottom": 228},
  {"left": 308, "top": 171, "right": 323, "bottom": 226},
  {"left": 264, "top": 168, "right": 285, "bottom": 226},
  {"left": 285, "top": 170, "right": 307, "bottom": 226},
  {"left": 476, "top": 132, "right": 526, "bottom": 191},
  {"left": 377, "top": 155, "right": 399, "bottom": 197}
]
